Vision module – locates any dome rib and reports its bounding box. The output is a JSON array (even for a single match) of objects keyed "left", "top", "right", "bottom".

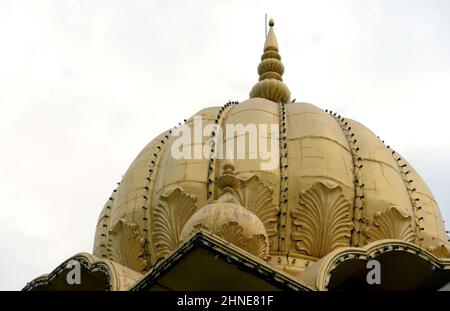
[
  {"left": 278, "top": 101, "right": 289, "bottom": 252},
  {"left": 207, "top": 102, "right": 239, "bottom": 201},
  {"left": 140, "top": 129, "right": 173, "bottom": 270},
  {"left": 327, "top": 110, "right": 366, "bottom": 247},
  {"left": 388, "top": 149, "right": 424, "bottom": 245},
  {"left": 93, "top": 187, "right": 117, "bottom": 259}
]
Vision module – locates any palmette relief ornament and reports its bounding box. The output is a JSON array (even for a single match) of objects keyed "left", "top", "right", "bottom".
[
  {"left": 245, "top": 233, "right": 269, "bottom": 259},
  {"left": 427, "top": 243, "right": 450, "bottom": 258},
  {"left": 364, "top": 206, "right": 415, "bottom": 243},
  {"left": 291, "top": 181, "right": 353, "bottom": 258},
  {"left": 153, "top": 187, "right": 198, "bottom": 261},
  {"left": 217, "top": 221, "right": 247, "bottom": 247},
  {"left": 215, "top": 163, "right": 279, "bottom": 238},
  {"left": 107, "top": 219, "right": 148, "bottom": 272}
]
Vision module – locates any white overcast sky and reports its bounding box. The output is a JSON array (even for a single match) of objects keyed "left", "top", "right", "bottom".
[{"left": 0, "top": 0, "right": 449, "bottom": 290}]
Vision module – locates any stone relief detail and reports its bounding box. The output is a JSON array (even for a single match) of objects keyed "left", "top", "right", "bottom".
[
  {"left": 215, "top": 164, "right": 278, "bottom": 237},
  {"left": 217, "top": 221, "right": 246, "bottom": 248},
  {"left": 215, "top": 221, "right": 268, "bottom": 259},
  {"left": 153, "top": 187, "right": 198, "bottom": 260},
  {"left": 427, "top": 243, "right": 450, "bottom": 258},
  {"left": 107, "top": 219, "right": 147, "bottom": 272},
  {"left": 291, "top": 181, "right": 353, "bottom": 258},
  {"left": 182, "top": 215, "right": 269, "bottom": 260},
  {"left": 190, "top": 223, "right": 211, "bottom": 235},
  {"left": 364, "top": 206, "right": 415, "bottom": 243},
  {"left": 245, "top": 233, "right": 269, "bottom": 259}
]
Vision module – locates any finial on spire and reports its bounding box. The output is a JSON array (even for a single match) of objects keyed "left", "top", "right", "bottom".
[{"left": 249, "top": 18, "right": 291, "bottom": 103}]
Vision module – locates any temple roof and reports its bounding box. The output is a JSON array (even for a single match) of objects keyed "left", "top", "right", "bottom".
[{"left": 24, "top": 17, "right": 450, "bottom": 291}]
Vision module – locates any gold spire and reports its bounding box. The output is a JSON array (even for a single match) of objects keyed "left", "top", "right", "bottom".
[{"left": 249, "top": 18, "right": 291, "bottom": 103}]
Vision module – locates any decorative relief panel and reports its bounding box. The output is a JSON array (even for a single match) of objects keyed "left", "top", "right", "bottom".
[
  {"left": 217, "top": 221, "right": 246, "bottom": 247},
  {"left": 364, "top": 206, "right": 415, "bottom": 243},
  {"left": 215, "top": 164, "right": 278, "bottom": 238},
  {"left": 428, "top": 243, "right": 450, "bottom": 258},
  {"left": 291, "top": 181, "right": 353, "bottom": 258},
  {"left": 192, "top": 221, "right": 268, "bottom": 259},
  {"left": 153, "top": 187, "right": 198, "bottom": 260},
  {"left": 107, "top": 219, "right": 147, "bottom": 272},
  {"left": 245, "top": 233, "right": 269, "bottom": 259}
]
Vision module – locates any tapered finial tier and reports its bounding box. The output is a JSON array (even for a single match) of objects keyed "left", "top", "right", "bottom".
[{"left": 249, "top": 18, "right": 291, "bottom": 103}]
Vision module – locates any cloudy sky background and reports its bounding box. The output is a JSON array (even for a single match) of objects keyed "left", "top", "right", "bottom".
[{"left": 0, "top": 0, "right": 449, "bottom": 290}]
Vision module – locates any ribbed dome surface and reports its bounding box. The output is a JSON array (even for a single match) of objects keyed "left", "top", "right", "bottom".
[{"left": 93, "top": 98, "right": 449, "bottom": 274}]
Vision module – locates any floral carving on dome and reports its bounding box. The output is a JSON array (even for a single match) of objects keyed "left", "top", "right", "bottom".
[
  {"left": 215, "top": 164, "right": 278, "bottom": 238},
  {"left": 153, "top": 187, "right": 198, "bottom": 261},
  {"left": 427, "top": 243, "right": 450, "bottom": 258},
  {"left": 107, "top": 219, "right": 148, "bottom": 272},
  {"left": 291, "top": 181, "right": 353, "bottom": 258},
  {"left": 199, "top": 221, "right": 268, "bottom": 259},
  {"left": 245, "top": 233, "right": 269, "bottom": 259},
  {"left": 217, "top": 221, "right": 247, "bottom": 248},
  {"left": 364, "top": 206, "right": 415, "bottom": 243}
]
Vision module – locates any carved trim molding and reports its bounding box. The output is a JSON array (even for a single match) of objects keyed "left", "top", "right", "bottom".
[
  {"left": 291, "top": 181, "right": 353, "bottom": 258},
  {"left": 23, "top": 254, "right": 112, "bottom": 291},
  {"left": 364, "top": 206, "right": 415, "bottom": 243},
  {"left": 153, "top": 187, "right": 198, "bottom": 260},
  {"left": 310, "top": 240, "right": 448, "bottom": 291}
]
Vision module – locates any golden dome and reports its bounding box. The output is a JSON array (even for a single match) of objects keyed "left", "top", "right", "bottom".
[
  {"left": 92, "top": 20, "right": 449, "bottom": 277},
  {"left": 93, "top": 98, "right": 449, "bottom": 275}
]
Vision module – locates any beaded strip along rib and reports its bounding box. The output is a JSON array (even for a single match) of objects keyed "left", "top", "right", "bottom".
[
  {"left": 133, "top": 117, "right": 189, "bottom": 271},
  {"left": 99, "top": 186, "right": 118, "bottom": 258},
  {"left": 207, "top": 101, "right": 239, "bottom": 200},
  {"left": 139, "top": 130, "right": 173, "bottom": 271},
  {"left": 278, "top": 101, "right": 289, "bottom": 252},
  {"left": 382, "top": 139, "right": 424, "bottom": 246},
  {"left": 328, "top": 110, "right": 367, "bottom": 247}
]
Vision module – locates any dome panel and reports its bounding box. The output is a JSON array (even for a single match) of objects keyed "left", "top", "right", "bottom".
[
  {"left": 110, "top": 132, "right": 168, "bottom": 227},
  {"left": 151, "top": 107, "right": 220, "bottom": 206},
  {"left": 283, "top": 103, "right": 355, "bottom": 253},
  {"left": 92, "top": 131, "right": 168, "bottom": 264},
  {"left": 216, "top": 98, "right": 281, "bottom": 250},
  {"left": 344, "top": 119, "right": 419, "bottom": 246},
  {"left": 285, "top": 103, "right": 354, "bottom": 190},
  {"left": 217, "top": 98, "right": 280, "bottom": 170},
  {"left": 149, "top": 107, "right": 222, "bottom": 263},
  {"left": 397, "top": 156, "right": 449, "bottom": 253}
]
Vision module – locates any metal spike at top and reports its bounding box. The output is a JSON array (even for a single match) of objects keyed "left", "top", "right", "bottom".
[{"left": 249, "top": 18, "right": 291, "bottom": 103}]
